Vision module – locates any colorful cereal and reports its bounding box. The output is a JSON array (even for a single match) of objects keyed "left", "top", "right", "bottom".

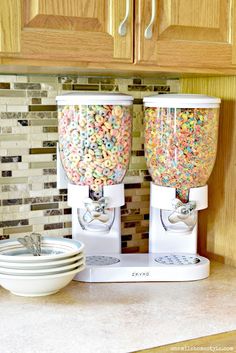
[
  {"left": 58, "top": 104, "right": 132, "bottom": 191},
  {"left": 144, "top": 107, "right": 219, "bottom": 201}
]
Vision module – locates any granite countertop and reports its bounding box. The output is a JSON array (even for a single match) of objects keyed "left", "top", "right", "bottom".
[{"left": 0, "top": 262, "right": 236, "bottom": 353}]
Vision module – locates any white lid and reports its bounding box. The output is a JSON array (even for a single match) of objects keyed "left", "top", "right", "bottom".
[
  {"left": 56, "top": 92, "right": 133, "bottom": 105},
  {"left": 143, "top": 94, "right": 221, "bottom": 108}
]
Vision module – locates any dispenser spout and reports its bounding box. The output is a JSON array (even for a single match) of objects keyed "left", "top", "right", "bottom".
[
  {"left": 83, "top": 197, "right": 110, "bottom": 223},
  {"left": 168, "top": 199, "right": 197, "bottom": 227}
]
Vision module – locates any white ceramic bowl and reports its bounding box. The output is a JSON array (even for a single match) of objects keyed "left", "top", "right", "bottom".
[
  {"left": 0, "top": 252, "right": 84, "bottom": 270},
  {"left": 0, "top": 258, "right": 85, "bottom": 276},
  {"left": 0, "top": 265, "right": 85, "bottom": 297},
  {"left": 0, "top": 237, "right": 84, "bottom": 262}
]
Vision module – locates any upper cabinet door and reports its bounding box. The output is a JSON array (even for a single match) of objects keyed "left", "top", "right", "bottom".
[
  {"left": 136, "top": 0, "right": 233, "bottom": 68},
  {"left": 0, "top": 0, "right": 21, "bottom": 53},
  {"left": 0, "top": 0, "right": 133, "bottom": 63}
]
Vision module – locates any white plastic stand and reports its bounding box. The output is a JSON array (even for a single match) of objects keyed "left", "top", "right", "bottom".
[{"left": 76, "top": 253, "right": 209, "bottom": 282}]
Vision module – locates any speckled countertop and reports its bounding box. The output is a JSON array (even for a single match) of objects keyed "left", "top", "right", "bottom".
[{"left": 0, "top": 262, "right": 236, "bottom": 353}]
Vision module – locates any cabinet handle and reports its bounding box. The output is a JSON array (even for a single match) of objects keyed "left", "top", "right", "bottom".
[
  {"left": 118, "top": 0, "right": 130, "bottom": 36},
  {"left": 144, "top": 0, "right": 156, "bottom": 39}
]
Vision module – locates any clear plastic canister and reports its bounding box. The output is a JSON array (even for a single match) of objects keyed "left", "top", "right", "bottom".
[
  {"left": 57, "top": 93, "right": 133, "bottom": 196},
  {"left": 56, "top": 93, "right": 133, "bottom": 232},
  {"left": 144, "top": 94, "right": 221, "bottom": 202}
]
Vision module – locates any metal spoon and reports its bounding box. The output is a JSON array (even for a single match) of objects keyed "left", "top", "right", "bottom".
[
  {"left": 30, "top": 233, "right": 42, "bottom": 256},
  {"left": 17, "top": 233, "right": 42, "bottom": 256}
]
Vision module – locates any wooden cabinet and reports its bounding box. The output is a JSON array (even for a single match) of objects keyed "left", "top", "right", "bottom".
[
  {"left": 0, "top": 0, "right": 133, "bottom": 63},
  {"left": 136, "top": 0, "right": 233, "bottom": 68},
  {"left": 0, "top": 0, "right": 21, "bottom": 53},
  {"left": 1, "top": 0, "right": 236, "bottom": 73}
]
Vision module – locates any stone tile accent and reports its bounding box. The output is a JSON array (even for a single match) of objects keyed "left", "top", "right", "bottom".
[
  {"left": 73, "top": 84, "right": 99, "bottom": 91},
  {"left": 0, "top": 83, "right": 10, "bottom": 89},
  {"left": 14, "top": 83, "right": 41, "bottom": 90},
  {"left": 101, "top": 85, "right": 119, "bottom": 91},
  {"left": 128, "top": 85, "right": 155, "bottom": 91},
  {"left": 29, "top": 105, "right": 57, "bottom": 111},
  {"left": 88, "top": 78, "right": 115, "bottom": 84},
  {"left": 154, "top": 85, "right": 170, "bottom": 92},
  {"left": 3, "top": 225, "right": 33, "bottom": 235}
]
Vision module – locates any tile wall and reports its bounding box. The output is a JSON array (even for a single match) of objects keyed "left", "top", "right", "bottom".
[{"left": 0, "top": 75, "right": 179, "bottom": 253}]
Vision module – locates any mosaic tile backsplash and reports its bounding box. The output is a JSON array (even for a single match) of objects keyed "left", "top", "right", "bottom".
[{"left": 0, "top": 75, "right": 179, "bottom": 253}]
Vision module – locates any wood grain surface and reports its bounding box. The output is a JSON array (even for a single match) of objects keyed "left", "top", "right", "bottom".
[
  {"left": 180, "top": 76, "right": 236, "bottom": 267},
  {"left": 1, "top": 0, "right": 133, "bottom": 63},
  {"left": 0, "top": 0, "right": 21, "bottom": 53},
  {"left": 135, "top": 0, "right": 232, "bottom": 68}
]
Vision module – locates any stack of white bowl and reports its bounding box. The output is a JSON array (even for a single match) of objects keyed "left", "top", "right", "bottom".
[{"left": 0, "top": 237, "right": 85, "bottom": 297}]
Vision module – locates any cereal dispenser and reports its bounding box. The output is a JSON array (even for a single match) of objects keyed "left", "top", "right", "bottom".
[
  {"left": 144, "top": 94, "right": 220, "bottom": 280},
  {"left": 56, "top": 93, "right": 134, "bottom": 282},
  {"left": 57, "top": 92, "right": 220, "bottom": 283}
]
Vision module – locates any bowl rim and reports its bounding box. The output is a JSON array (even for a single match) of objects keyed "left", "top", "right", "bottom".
[
  {"left": 0, "top": 237, "right": 83, "bottom": 249},
  {"left": 0, "top": 252, "right": 83, "bottom": 268},
  {"left": 0, "top": 264, "right": 85, "bottom": 280},
  {"left": 0, "top": 237, "right": 84, "bottom": 262},
  {"left": 0, "top": 258, "right": 85, "bottom": 275}
]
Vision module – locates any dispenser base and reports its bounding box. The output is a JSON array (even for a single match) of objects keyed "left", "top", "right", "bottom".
[{"left": 74, "top": 253, "right": 210, "bottom": 282}]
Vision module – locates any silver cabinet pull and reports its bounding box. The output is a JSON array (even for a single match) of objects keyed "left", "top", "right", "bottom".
[
  {"left": 118, "top": 0, "right": 130, "bottom": 36},
  {"left": 144, "top": 0, "right": 156, "bottom": 39}
]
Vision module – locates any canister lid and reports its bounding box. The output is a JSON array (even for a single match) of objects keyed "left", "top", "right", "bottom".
[
  {"left": 56, "top": 92, "right": 133, "bottom": 105},
  {"left": 143, "top": 94, "right": 221, "bottom": 108}
]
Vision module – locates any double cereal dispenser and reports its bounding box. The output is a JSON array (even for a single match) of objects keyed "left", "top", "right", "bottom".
[{"left": 57, "top": 93, "right": 220, "bottom": 282}]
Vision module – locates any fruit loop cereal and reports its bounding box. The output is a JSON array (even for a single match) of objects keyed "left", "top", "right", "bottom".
[
  {"left": 144, "top": 105, "right": 219, "bottom": 202},
  {"left": 58, "top": 103, "right": 132, "bottom": 195}
]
